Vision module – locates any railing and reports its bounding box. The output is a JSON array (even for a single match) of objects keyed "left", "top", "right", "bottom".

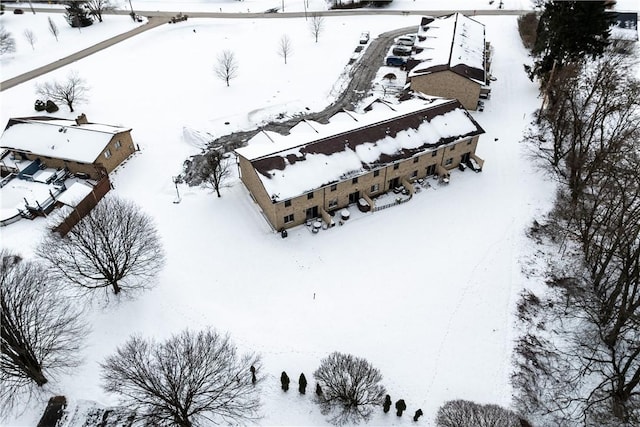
[
  {"left": 24, "top": 184, "right": 66, "bottom": 216},
  {"left": 372, "top": 195, "right": 411, "bottom": 212},
  {"left": 0, "top": 173, "right": 16, "bottom": 188}
]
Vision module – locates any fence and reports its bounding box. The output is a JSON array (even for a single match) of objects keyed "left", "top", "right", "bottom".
[{"left": 52, "top": 175, "right": 111, "bottom": 237}]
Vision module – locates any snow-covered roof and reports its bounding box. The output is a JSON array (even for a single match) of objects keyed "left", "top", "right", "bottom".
[
  {"left": 408, "top": 13, "right": 486, "bottom": 84},
  {"left": 56, "top": 181, "right": 94, "bottom": 207},
  {"left": 0, "top": 117, "right": 131, "bottom": 164},
  {"left": 236, "top": 97, "right": 485, "bottom": 201}
]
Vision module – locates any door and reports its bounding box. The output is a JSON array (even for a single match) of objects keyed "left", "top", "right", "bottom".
[
  {"left": 388, "top": 177, "right": 400, "bottom": 190},
  {"left": 461, "top": 152, "right": 470, "bottom": 164},
  {"left": 306, "top": 206, "right": 318, "bottom": 221},
  {"left": 348, "top": 191, "right": 360, "bottom": 204}
]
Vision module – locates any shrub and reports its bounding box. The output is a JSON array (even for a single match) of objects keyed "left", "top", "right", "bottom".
[
  {"left": 435, "top": 399, "right": 525, "bottom": 427},
  {"left": 45, "top": 100, "right": 59, "bottom": 113},
  {"left": 518, "top": 12, "right": 538, "bottom": 50},
  {"left": 34, "top": 99, "right": 46, "bottom": 111}
]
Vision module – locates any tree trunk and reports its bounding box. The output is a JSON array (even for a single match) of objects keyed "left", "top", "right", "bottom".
[
  {"left": 215, "top": 187, "right": 221, "bottom": 198},
  {"left": 68, "top": 102, "right": 74, "bottom": 112},
  {"left": 31, "top": 368, "right": 48, "bottom": 387},
  {"left": 112, "top": 281, "right": 121, "bottom": 294}
]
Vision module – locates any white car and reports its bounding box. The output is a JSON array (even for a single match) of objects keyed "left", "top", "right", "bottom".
[{"left": 359, "top": 31, "right": 370, "bottom": 44}]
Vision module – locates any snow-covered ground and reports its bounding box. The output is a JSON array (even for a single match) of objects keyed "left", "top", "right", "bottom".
[{"left": 0, "top": 1, "right": 637, "bottom": 426}]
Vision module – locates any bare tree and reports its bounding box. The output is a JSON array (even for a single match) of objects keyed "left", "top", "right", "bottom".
[
  {"left": 35, "top": 71, "right": 89, "bottom": 112},
  {"left": 48, "top": 16, "right": 60, "bottom": 41},
  {"left": 313, "top": 352, "right": 386, "bottom": 425},
  {"left": 86, "top": 0, "right": 115, "bottom": 23},
  {"left": 0, "top": 25, "right": 16, "bottom": 55},
  {"left": 37, "top": 195, "right": 165, "bottom": 300},
  {"left": 213, "top": 49, "right": 238, "bottom": 87},
  {"left": 1, "top": 250, "right": 87, "bottom": 415},
  {"left": 278, "top": 34, "right": 292, "bottom": 64},
  {"left": 101, "top": 328, "right": 261, "bottom": 426},
  {"left": 515, "top": 66, "right": 640, "bottom": 425},
  {"left": 199, "top": 149, "right": 232, "bottom": 198},
  {"left": 309, "top": 13, "right": 324, "bottom": 43},
  {"left": 435, "top": 400, "right": 525, "bottom": 427},
  {"left": 525, "top": 49, "right": 640, "bottom": 203},
  {"left": 23, "top": 29, "right": 36, "bottom": 50}
]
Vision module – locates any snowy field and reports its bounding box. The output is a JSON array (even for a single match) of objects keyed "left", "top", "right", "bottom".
[{"left": 0, "top": 1, "right": 637, "bottom": 426}]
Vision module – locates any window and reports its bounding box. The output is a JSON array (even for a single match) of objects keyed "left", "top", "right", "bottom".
[
  {"left": 467, "top": 139, "right": 472, "bottom": 145},
  {"left": 445, "top": 158, "right": 453, "bottom": 166},
  {"left": 411, "top": 170, "right": 418, "bottom": 178},
  {"left": 432, "top": 150, "right": 438, "bottom": 157},
  {"left": 393, "top": 163, "right": 399, "bottom": 170},
  {"left": 413, "top": 157, "right": 419, "bottom": 163},
  {"left": 284, "top": 214, "right": 294, "bottom": 224},
  {"left": 330, "top": 184, "right": 337, "bottom": 191},
  {"left": 373, "top": 170, "right": 380, "bottom": 177},
  {"left": 284, "top": 200, "right": 291, "bottom": 207},
  {"left": 370, "top": 184, "right": 379, "bottom": 193},
  {"left": 450, "top": 144, "right": 456, "bottom": 151},
  {"left": 104, "top": 149, "right": 112, "bottom": 159},
  {"left": 328, "top": 199, "right": 338, "bottom": 209},
  {"left": 307, "top": 192, "right": 314, "bottom": 200},
  {"left": 352, "top": 177, "right": 358, "bottom": 184},
  {"left": 426, "top": 164, "right": 436, "bottom": 175},
  {"left": 114, "top": 140, "right": 122, "bottom": 149}
]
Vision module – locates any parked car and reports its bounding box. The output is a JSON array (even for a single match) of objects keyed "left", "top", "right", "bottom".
[
  {"left": 13, "top": 8, "right": 24, "bottom": 14},
  {"left": 386, "top": 56, "right": 407, "bottom": 68},
  {"left": 359, "top": 31, "right": 370, "bottom": 44},
  {"left": 396, "top": 35, "right": 415, "bottom": 46},
  {"left": 392, "top": 45, "right": 412, "bottom": 56}
]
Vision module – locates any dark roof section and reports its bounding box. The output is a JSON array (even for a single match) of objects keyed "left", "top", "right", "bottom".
[
  {"left": 250, "top": 99, "right": 484, "bottom": 180},
  {"left": 4, "top": 116, "right": 61, "bottom": 130}
]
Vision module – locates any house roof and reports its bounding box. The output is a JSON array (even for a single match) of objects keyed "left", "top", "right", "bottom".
[
  {"left": 0, "top": 116, "right": 131, "bottom": 164},
  {"left": 408, "top": 13, "right": 486, "bottom": 84},
  {"left": 235, "top": 97, "right": 485, "bottom": 202}
]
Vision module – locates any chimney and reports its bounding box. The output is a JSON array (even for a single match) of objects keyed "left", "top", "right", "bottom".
[{"left": 75, "top": 113, "right": 88, "bottom": 125}]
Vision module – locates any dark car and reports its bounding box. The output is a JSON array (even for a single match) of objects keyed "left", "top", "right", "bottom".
[
  {"left": 392, "top": 45, "right": 412, "bottom": 56},
  {"left": 385, "top": 56, "right": 407, "bottom": 68},
  {"left": 13, "top": 8, "right": 24, "bottom": 14}
]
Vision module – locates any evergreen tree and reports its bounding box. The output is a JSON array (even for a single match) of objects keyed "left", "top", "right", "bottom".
[
  {"left": 527, "top": 1, "right": 613, "bottom": 80},
  {"left": 383, "top": 395, "right": 392, "bottom": 413},
  {"left": 298, "top": 373, "right": 307, "bottom": 394},
  {"left": 65, "top": 1, "right": 93, "bottom": 28},
  {"left": 280, "top": 371, "right": 290, "bottom": 392}
]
